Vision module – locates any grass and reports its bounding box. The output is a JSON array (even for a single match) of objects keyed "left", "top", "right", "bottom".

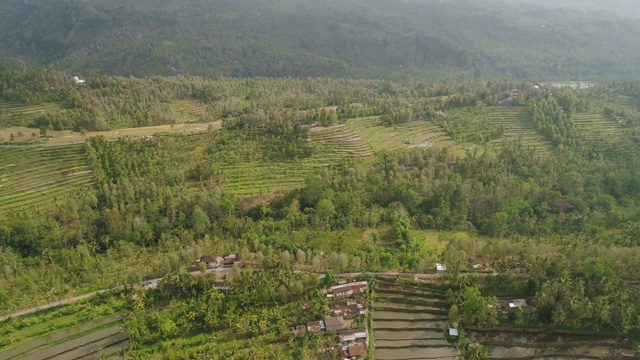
[{"left": 0, "top": 144, "right": 93, "bottom": 213}]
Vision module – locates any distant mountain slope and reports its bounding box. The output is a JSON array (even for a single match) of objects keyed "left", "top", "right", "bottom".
[
  {"left": 1, "top": 0, "right": 640, "bottom": 80},
  {"left": 497, "top": 0, "right": 640, "bottom": 18}
]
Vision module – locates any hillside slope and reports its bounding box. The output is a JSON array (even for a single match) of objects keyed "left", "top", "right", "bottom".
[{"left": 1, "top": 0, "right": 640, "bottom": 80}]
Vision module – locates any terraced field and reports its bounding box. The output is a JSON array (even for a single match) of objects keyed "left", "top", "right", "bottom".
[
  {"left": 483, "top": 107, "right": 552, "bottom": 155},
  {"left": 220, "top": 156, "right": 312, "bottom": 197},
  {"left": 309, "top": 124, "right": 373, "bottom": 164},
  {"left": 573, "top": 112, "right": 624, "bottom": 135},
  {"left": 572, "top": 112, "right": 636, "bottom": 156},
  {"left": 169, "top": 100, "right": 210, "bottom": 123},
  {"left": 0, "top": 100, "right": 65, "bottom": 128},
  {"left": 0, "top": 144, "right": 93, "bottom": 213},
  {"left": 221, "top": 124, "right": 373, "bottom": 197},
  {"left": 0, "top": 294, "right": 129, "bottom": 360},
  {"left": 467, "top": 329, "right": 636, "bottom": 359},
  {"left": 372, "top": 280, "right": 458, "bottom": 360},
  {"left": 616, "top": 95, "right": 640, "bottom": 111},
  {"left": 346, "top": 117, "right": 464, "bottom": 155},
  {"left": 0, "top": 315, "right": 126, "bottom": 360}
]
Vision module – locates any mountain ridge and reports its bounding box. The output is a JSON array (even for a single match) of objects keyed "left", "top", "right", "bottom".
[{"left": 1, "top": 0, "right": 640, "bottom": 80}]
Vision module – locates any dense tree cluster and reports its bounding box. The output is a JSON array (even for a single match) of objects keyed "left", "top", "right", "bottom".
[{"left": 125, "top": 268, "right": 333, "bottom": 358}]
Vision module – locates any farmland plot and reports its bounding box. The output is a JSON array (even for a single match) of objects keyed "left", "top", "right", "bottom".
[
  {"left": 0, "top": 144, "right": 93, "bottom": 213},
  {"left": 467, "top": 328, "right": 636, "bottom": 359},
  {"left": 346, "top": 117, "right": 463, "bottom": 155},
  {"left": 372, "top": 280, "right": 458, "bottom": 360}
]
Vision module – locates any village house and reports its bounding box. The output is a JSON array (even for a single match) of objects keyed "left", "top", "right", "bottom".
[
  {"left": 324, "top": 316, "right": 345, "bottom": 331},
  {"left": 326, "top": 281, "right": 368, "bottom": 298},
  {"left": 497, "top": 298, "right": 528, "bottom": 313},
  {"left": 339, "top": 328, "right": 367, "bottom": 345},
  {"left": 435, "top": 263, "right": 447, "bottom": 274},
  {"left": 223, "top": 254, "right": 240, "bottom": 267},
  {"left": 330, "top": 300, "right": 365, "bottom": 318},
  {"left": 306, "top": 320, "right": 325, "bottom": 332},
  {"left": 340, "top": 343, "right": 365, "bottom": 359},
  {"left": 511, "top": 299, "right": 528, "bottom": 308},
  {"left": 198, "top": 255, "right": 223, "bottom": 268},
  {"left": 470, "top": 256, "right": 491, "bottom": 269}
]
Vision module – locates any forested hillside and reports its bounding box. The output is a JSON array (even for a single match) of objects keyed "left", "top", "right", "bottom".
[{"left": 1, "top": 0, "right": 640, "bottom": 80}]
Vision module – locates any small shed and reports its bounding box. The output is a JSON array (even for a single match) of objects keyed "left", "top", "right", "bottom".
[
  {"left": 436, "top": 263, "right": 447, "bottom": 274},
  {"left": 448, "top": 328, "right": 459, "bottom": 340},
  {"left": 512, "top": 299, "right": 528, "bottom": 308}
]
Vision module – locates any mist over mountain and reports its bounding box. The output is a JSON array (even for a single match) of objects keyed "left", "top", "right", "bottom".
[
  {"left": 1, "top": 0, "right": 639, "bottom": 81},
  {"left": 496, "top": 0, "right": 640, "bottom": 18}
]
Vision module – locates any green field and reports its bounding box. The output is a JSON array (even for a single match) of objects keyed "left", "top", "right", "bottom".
[
  {"left": 346, "top": 117, "right": 463, "bottom": 154},
  {"left": 0, "top": 144, "right": 93, "bottom": 213},
  {"left": 0, "top": 100, "right": 65, "bottom": 129},
  {"left": 168, "top": 100, "right": 210, "bottom": 123}
]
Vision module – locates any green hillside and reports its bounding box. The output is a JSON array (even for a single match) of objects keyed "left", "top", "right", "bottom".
[{"left": 1, "top": 0, "right": 640, "bottom": 80}]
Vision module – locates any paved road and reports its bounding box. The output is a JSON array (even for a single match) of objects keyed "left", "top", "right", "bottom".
[
  {"left": 0, "top": 267, "right": 234, "bottom": 322},
  {"left": 0, "top": 291, "right": 107, "bottom": 323}
]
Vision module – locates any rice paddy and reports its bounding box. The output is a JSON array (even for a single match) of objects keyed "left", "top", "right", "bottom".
[
  {"left": 372, "top": 280, "right": 458, "bottom": 360},
  {"left": 0, "top": 294, "right": 128, "bottom": 360}
]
